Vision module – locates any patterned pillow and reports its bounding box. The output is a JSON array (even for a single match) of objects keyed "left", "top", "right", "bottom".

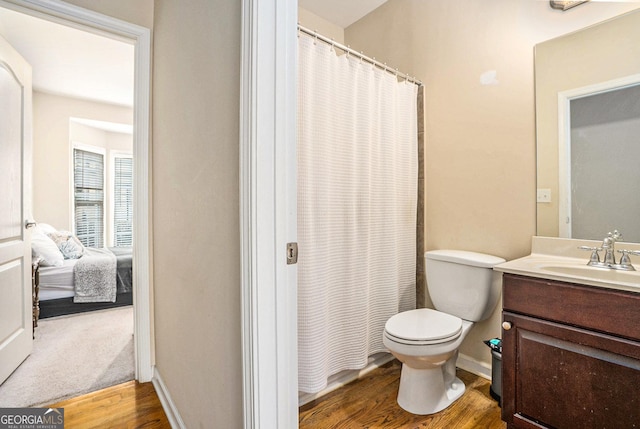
[{"left": 48, "top": 231, "right": 85, "bottom": 259}]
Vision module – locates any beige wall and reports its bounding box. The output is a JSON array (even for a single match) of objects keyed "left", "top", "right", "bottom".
[
  {"left": 152, "top": 0, "right": 243, "bottom": 427},
  {"left": 61, "top": 0, "right": 154, "bottom": 28},
  {"left": 345, "top": 0, "right": 640, "bottom": 368},
  {"left": 70, "top": 122, "right": 132, "bottom": 152},
  {"left": 33, "top": 91, "right": 133, "bottom": 232},
  {"left": 298, "top": 7, "right": 345, "bottom": 44}
]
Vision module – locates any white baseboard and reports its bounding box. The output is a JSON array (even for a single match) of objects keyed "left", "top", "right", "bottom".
[
  {"left": 457, "top": 353, "right": 492, "bottom": 380},
  {"left": 152, "top": 367, "right": 186, "bottom": 429}
]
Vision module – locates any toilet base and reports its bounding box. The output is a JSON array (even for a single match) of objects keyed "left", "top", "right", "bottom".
[{"left": 396, "top": 363, "right": 466, "bottom": 415}]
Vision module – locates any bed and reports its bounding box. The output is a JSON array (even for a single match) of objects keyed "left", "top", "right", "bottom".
[{"left": 31, "top": 223, "right": 133, "bottom": 319}]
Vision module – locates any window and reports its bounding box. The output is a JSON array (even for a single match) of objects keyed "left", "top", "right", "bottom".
[
  {"left": 73, "top": 148, "right": 104, "bottom": 248},
  {"left": 113, "top": 156, "right": 133, "bottom": 247}
]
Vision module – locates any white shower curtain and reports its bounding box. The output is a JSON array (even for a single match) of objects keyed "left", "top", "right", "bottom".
[{"left": 297, "top": 34, "right": 418, "bottom": 394}]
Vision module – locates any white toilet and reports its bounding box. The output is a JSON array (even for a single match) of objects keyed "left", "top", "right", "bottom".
[{"left": 383, "top": 249, "right": 505, "bottom": 415}]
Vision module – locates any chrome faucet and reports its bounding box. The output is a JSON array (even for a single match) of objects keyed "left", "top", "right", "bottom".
[
  {"left": 601, "top": 230, "right": 622, "bottom": 265},
  {"left": 579, "top": 230, "right": 638, "bottom": 271}
]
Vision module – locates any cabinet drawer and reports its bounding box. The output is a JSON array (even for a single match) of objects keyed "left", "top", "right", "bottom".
[{"left": 503, "top": 273, "right": 640, "bottom": 340}]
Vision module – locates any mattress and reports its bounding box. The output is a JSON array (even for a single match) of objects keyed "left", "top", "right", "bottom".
[{"left": 38, "top": 259, "right": 77, "bottom": 301}]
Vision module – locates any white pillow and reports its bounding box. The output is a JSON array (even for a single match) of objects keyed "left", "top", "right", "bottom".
[
  {"left": 32, "top": 231, "right": 64, "bottom": 267},
  {"left": 36, "top": 223, "right": 57, "bottom": 235}
]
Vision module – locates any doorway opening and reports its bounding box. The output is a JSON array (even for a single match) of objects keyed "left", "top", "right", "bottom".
[{"left": 0, "top": 0, "right": 151, "bottom": 405}]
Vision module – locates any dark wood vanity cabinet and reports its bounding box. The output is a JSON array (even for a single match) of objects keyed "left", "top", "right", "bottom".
[{"left": 501, "top": 273, "right": 640, "bottom": 429}]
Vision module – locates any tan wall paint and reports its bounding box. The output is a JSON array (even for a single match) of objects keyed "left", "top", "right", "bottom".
[
  {"left": 33, "top": 91, "right": 133, "bottom": 231},
  {"left": 152, "top": 0, "right": 243, "bottom": 427},
  {"left": 345, "top": 0, "right": 640, "bottom": 367},
  {"left": 70, "top": 122, "right": 132, "bottom": 152},
  {"left": 298, "top": 7, "right": 345, "bottom": 44},
  {"left": 60, "top": 0, "right": 154, "bottom": 28}
]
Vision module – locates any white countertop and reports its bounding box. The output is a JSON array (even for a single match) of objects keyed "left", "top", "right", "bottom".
[{"left": 494, "top": 236, "right": 640, "bottom": 293}]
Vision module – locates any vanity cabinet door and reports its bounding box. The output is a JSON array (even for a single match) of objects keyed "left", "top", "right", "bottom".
[{"left": 502, "top": 311, "right": 640, "bottom": 429}]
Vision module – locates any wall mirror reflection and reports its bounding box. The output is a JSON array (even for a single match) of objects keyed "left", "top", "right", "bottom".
[
  {"left": 535, "top": 8, "right": 640, "bottom": 242},
  {"left": 563, "top": 83, "right": 640, "bottom": 242}
]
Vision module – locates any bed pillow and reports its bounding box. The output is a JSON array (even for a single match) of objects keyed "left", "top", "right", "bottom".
[
  {"left": 35, "top": 222, "right": 57, "bottom": 235},
  {"left": 48, "top": 231, "right": 85, "bottom": 259},
  {"left": 32, "top": 231, "right": 64, "bottom": 267}
]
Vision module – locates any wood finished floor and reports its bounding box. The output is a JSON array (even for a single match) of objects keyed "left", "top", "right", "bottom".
[
  {"left": 44, "top": 361, "right": 503, "bottom": 428},
  {"left": 299, "top": 360, "right": 506, "bottom": 429},
  {"left": 48, "top": 380, "right": 170, "bottom": 428}
]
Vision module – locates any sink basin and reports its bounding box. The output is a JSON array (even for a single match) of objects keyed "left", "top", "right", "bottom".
[
  {"left": 494, "top": 252, "right": 640, "bottom": 292},
  {"left": 492, "top": 237, "right": 640, "bottom": 293},
  {"left": 539, "top": 264, "right": 640, "bottom": 284}
]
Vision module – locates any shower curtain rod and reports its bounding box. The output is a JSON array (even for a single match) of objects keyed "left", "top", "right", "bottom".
[{"left": 298, "top": 25, "right": 423, "bottom": 86}]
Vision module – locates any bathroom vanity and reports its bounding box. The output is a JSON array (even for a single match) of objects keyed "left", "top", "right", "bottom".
[{"left": 495, "top": 237, "right": 640, "bottom": 429}]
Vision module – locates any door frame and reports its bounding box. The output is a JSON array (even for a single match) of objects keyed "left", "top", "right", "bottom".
[
  {"left": 240, "top": 0, "right": 299, "bottom": 427},
  {"left": 0, "top": 0, "right": 153, "bottom": 382},
  {"left": 556, "top": 73, "right": 640, "bottom": 239}
]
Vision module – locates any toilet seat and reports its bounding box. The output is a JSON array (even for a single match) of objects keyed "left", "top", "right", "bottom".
[{"left": 384, "top": 308, "right": 462, "bottom": 346}]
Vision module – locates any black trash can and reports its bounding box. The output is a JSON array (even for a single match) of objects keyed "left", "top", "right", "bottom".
[{"left": 484, "top": 338, "right": 502, "bottom": 405}]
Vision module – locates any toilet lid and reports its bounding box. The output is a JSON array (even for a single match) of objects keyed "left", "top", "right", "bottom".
[{"left": 385, "top": 309, "right": 462, "bottom": 344}]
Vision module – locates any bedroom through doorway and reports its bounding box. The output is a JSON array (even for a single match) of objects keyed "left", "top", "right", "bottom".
[{"left": 0, "top": 5, "right": 138, "bottom": 406}]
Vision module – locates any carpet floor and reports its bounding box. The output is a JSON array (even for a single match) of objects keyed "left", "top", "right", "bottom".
[{"left": 0, "top": 306, "right": 134, "bottom": 407}]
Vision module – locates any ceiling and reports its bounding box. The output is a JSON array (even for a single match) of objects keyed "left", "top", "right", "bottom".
[
  {"left": 298, "top": 0, "right": 387, "bottom": 28},
  {"left": 0, "top": 7, "right": 134, "bottom": 107}
]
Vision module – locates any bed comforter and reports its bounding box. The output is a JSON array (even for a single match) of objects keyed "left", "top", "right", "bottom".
[
  {"left": 109, "top": 246, "right": 133, "bottom": 294},
  {"left": 73, "top": 247, "right": 117, "bottom": 303}
]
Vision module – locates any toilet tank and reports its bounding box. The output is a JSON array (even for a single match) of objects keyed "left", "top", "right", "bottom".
[{"left": 425, "top": 250, "right": 505, "bottom": 322}]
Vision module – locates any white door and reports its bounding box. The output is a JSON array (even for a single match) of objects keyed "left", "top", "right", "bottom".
[{"left": 0, "top": 34, "right": 33, "bottom": 385}]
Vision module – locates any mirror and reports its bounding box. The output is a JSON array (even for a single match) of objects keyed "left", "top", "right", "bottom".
[{"left": 535, "top": 9, "right": 640, "bottom": 242}]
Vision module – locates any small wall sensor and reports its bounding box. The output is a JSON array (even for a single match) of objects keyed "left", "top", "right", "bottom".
[{"left": 480, "top": 70, "right": 499, "bottom": 86}]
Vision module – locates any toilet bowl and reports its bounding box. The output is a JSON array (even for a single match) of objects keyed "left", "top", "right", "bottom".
[
  {"left": 383, "top": 308, "right": 473, "bottom": 414},
  {"left": 383, "top": 250, "right": 505, "bottom": 415}
]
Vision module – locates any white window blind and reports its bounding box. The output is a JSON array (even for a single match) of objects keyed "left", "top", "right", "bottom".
[
  {"left": 114, "top": 156, "right": 133, "bottom": 247},
  {"left": 74, "top": 148, "right": 104, "bottom": 248}
]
